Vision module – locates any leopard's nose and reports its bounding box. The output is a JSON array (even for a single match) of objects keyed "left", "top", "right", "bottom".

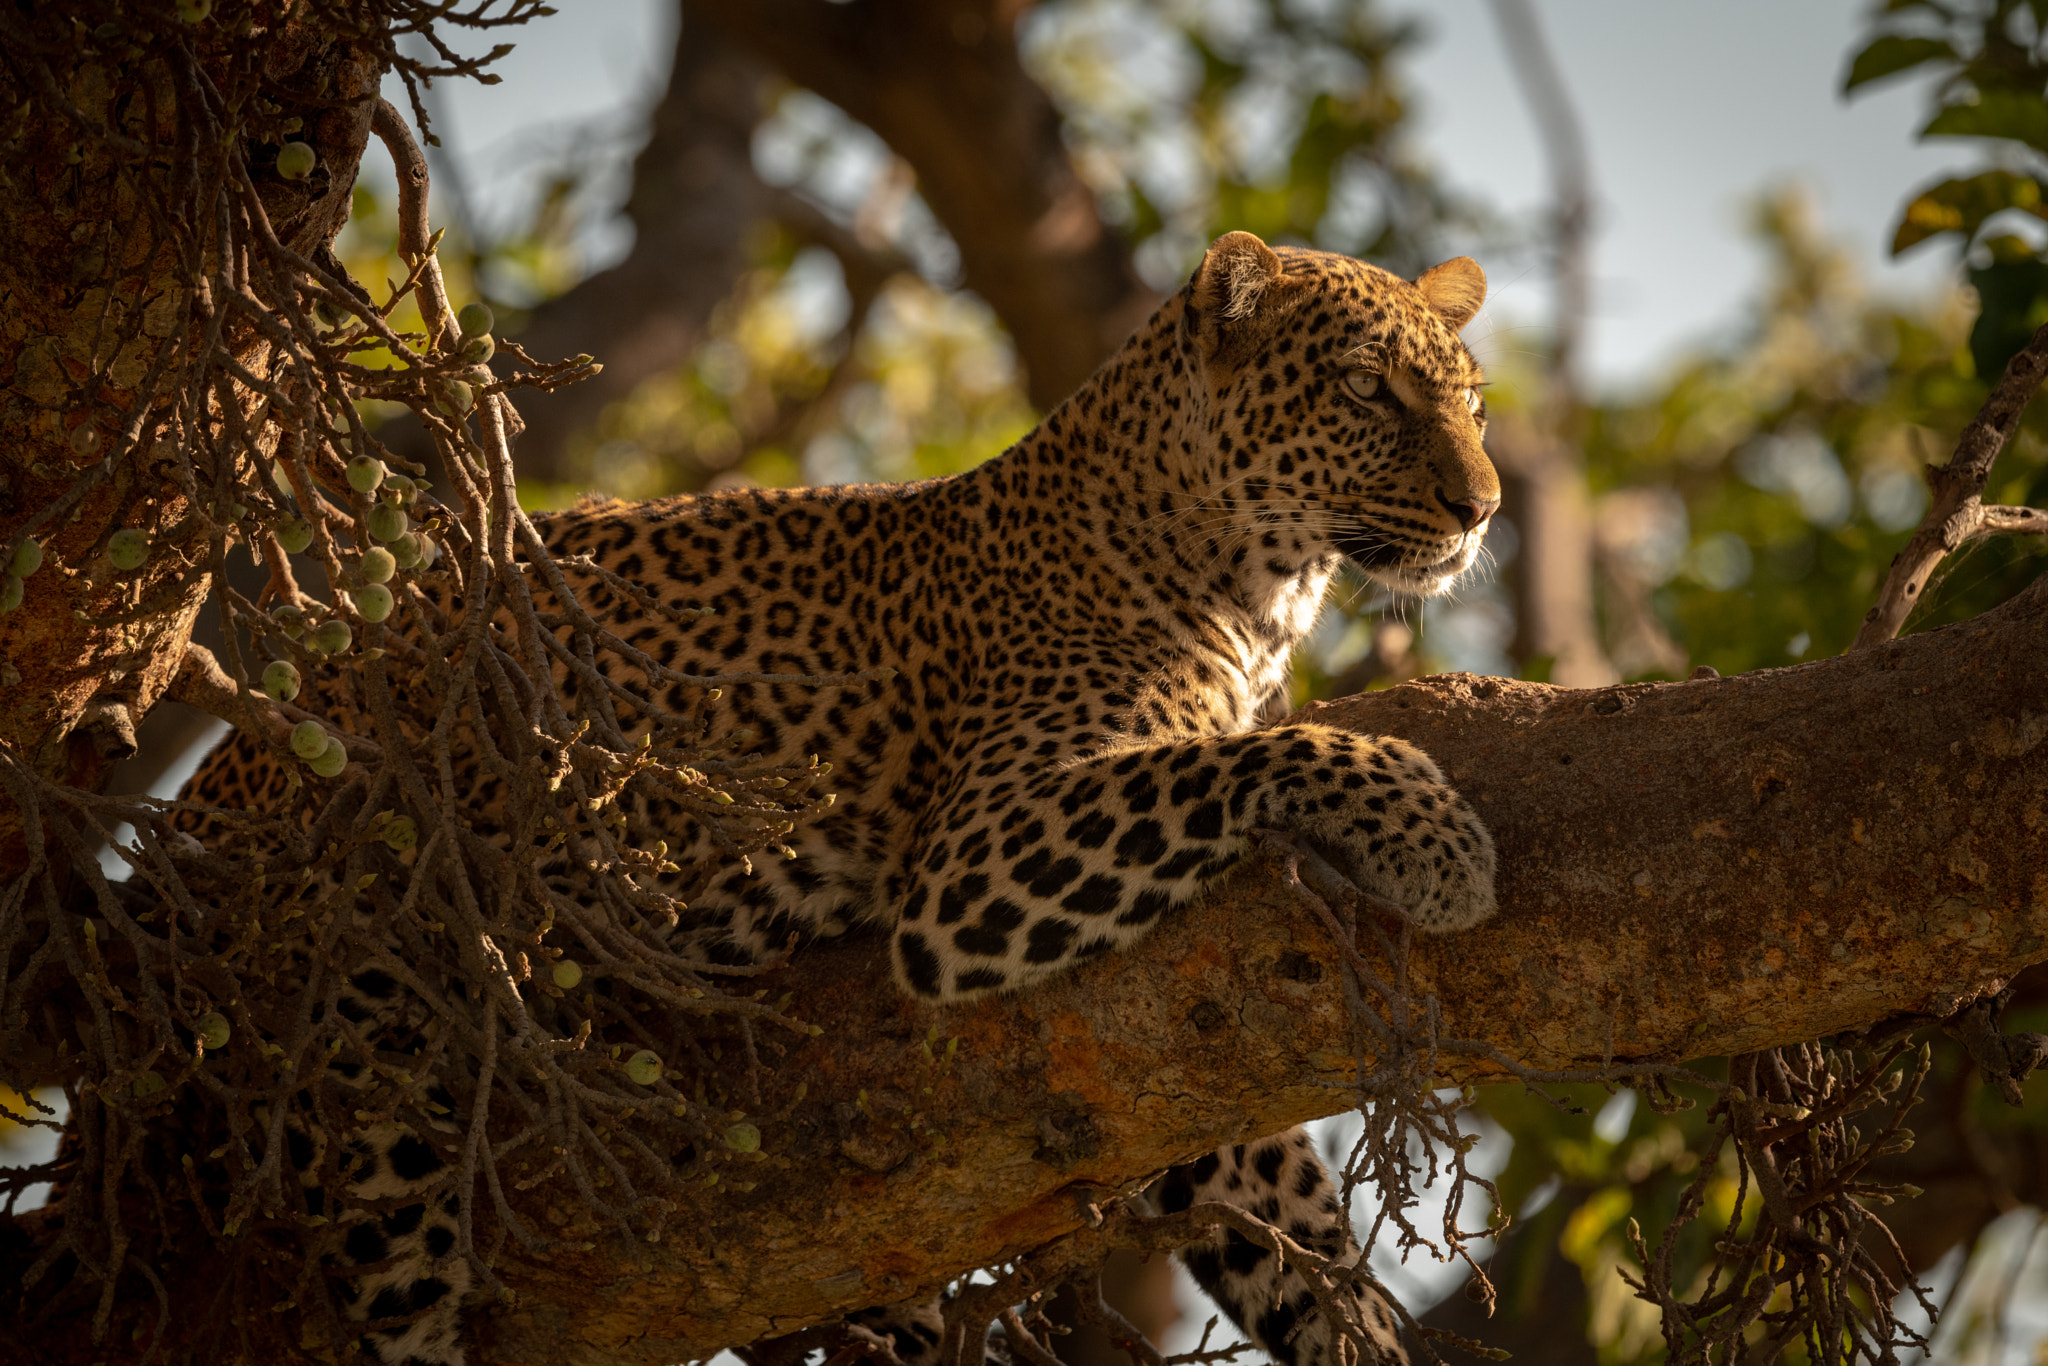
[{"left": 1436, "top": 488, "right": 1499, "bottom": 531}]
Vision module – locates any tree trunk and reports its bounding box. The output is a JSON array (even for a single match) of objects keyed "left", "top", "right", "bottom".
[
  {"left": 0, "top": 14, "right": 382, "bottom": 866},
  {"left": 498, "top": 15, "right": 779, "bottom": 483},
  {"left": 688, "top": 0, "right": 1156, "bottom": 414}
]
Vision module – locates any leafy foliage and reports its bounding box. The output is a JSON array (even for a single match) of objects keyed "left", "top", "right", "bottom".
[
  {"left": 1022, "top": 0, "right": 1488, "bottom": 285},
  {"left": 1851, "top": 0, "right": 2048, "bottom": 376},
  {"left": 1576, "top": 190, "right": 2046, "bottom": 680}
]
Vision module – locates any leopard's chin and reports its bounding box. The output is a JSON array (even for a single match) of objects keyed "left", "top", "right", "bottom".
[{"left": 1343, "top": 535, "right": 1485, "bottom": 597}]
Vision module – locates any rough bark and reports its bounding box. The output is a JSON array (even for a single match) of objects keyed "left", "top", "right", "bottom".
[
  {"left": 687, "top": 0, "right": 1156, "bottom": 413},
  {"left": 0, "top": 15, "right": 382, "bottom": 866}
]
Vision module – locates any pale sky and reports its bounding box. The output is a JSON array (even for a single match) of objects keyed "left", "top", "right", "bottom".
[
  {"left": 1390, "top": 0, "right": 1962, "bottom": 390},
  {"left": 389, "top": 0, "right": 1968, "bottom": 396}
]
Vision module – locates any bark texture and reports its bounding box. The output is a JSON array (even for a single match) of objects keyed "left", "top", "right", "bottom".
[
  {"left": 0, "top": 16, "right": 381, "bottom": 864},
  {"left": 451, "top": 576, "right": 2047, "bottom": 1364}
]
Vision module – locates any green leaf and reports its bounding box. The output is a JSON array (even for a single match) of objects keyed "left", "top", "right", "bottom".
[
  {"left": 1967, "top": 251, "right": 2048, "bottom": 381},
  {"left": 1890, "top": 169, "right": 2048, "bottom": 254},
  {"left": 1843, "top": 34, "right": 1957, "bottom": 93},
  {"left": 1923, "top": 88, "right": 2048, "bottom": 157}
]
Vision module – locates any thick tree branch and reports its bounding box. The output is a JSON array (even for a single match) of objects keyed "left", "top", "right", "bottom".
[
  {"left": 17, "top": 561, "right": 2046, "bottom": 1366},
  {"left": 437, "top": 574, "right": 2048, "bottom": 1365},
  {"left": 501, "top": 16, "right": 780, "bottom": 481},
  {"left": 687, "top": 0, "right": 1156, "bottom": 412}
]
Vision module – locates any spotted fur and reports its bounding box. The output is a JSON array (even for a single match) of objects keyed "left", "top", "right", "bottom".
[
  {"left": 186, "top": 230, "right": 1502, "bottom": 1365},
  {"left": 1158, "top": 1131, "right": 1400, "bottom": 1366}
]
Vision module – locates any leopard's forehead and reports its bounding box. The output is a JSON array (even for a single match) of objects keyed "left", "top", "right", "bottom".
[{"left": 1271, "top": 246, "right": 1481, "bottom": 384}]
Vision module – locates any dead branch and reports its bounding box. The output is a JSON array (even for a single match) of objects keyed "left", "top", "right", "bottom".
[{"left": 1853, "top": 318, "right": 2048, "bottom": 648}]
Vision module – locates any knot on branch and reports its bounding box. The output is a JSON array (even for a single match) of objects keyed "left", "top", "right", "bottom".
[
  {"left": 1944, "top": 982, "right": 2048, "bottom": 1106},
  {"left": 77, "top": 697, "right": 137, "bottom": 762}
]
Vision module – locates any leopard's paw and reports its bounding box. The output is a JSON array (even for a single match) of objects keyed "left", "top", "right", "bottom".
[{"left": 1291, "top": 736, "right": 1497, "bottom": 932}]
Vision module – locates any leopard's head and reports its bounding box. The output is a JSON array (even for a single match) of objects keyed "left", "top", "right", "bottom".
[{"left": 1179, "top": 229, "right": 1500, "bottom": 599}]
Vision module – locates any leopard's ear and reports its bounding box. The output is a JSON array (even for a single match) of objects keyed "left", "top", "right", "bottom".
[
  {"left": 1192, "top": 231, "right": 1284, "bottom": 322},
  {"left": 1188, "top": 231, "right": 1295, "bottom": 364},
  {"left": 1414, "top": 256, "right": 1486, "bottom": 331}
]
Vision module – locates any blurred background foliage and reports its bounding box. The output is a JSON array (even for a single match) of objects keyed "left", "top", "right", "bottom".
[{"left": 295, "top": 0, "right": 2048, "bottom": 1358}]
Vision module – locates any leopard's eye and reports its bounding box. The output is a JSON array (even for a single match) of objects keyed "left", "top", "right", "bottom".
[
  {"left": 1342, "top": 371, "right": 1382, "bottom": 403},
  {"left": 1462, "top": 387, "right": 1482, "bottom": 415}
]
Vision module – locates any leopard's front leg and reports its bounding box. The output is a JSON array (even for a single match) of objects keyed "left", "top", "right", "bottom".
[{"left": 892, "top": 723, "right": 1495, "bottom": 999}]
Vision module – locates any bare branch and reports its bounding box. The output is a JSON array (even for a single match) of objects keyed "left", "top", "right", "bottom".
[{"left": 1854, "top": 319, "right": 2048, "bottom": 648}]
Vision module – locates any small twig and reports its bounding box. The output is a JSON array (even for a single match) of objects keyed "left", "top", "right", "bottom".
[
  {"left": 166, "top": 642, "right": 382, "bottom": 765},
  {"left": 371, "top": 97, "right": 456, "bottom": 352},
  {"left": 1853, "top": 318, "right": 2048, "bottom": 648}
]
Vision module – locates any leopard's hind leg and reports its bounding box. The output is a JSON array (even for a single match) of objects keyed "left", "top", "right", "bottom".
[{"left": 1155, "top": 1126, "right": 1405, "bottom": 1366}]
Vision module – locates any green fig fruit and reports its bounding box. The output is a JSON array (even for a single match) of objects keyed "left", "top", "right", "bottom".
[
  {"left": 346, "top": 454, "right": 387, "bottom": 492},
  {"left": 275, "top": 142, "right": 316, "bottom": 181},
  {"left": 308, "top": 738, "right": 347, "bottom": 778},
  {"left": 309, "top": 618, "right": 352, "bottom": 654},
  {"left": 355, "top": 583, "right": 393, "bottom": 623},
  {"left": 275, "top": 518, "right": 314, "bottom": 554},
  {"left": 196, "top": 1012, "right": 231, "bottom": 1051},
  {"left": 261, "top": 660, "right": 301, "bottom": 703},
  {"left": 107, "top": 528, "right": 150, "bottom": 571},
  {"left": 289, "top": 721, "right": 328, "bottom": 761}
]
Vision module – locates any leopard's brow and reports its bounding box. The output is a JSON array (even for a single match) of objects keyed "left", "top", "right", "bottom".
[{"left": 1342, "top": 341, "right": 1389, "bottom": 370}]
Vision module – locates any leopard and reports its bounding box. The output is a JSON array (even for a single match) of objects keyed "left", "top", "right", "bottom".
[{"left": 182, "top": 228, "right": 1502, "bottom": 1366}]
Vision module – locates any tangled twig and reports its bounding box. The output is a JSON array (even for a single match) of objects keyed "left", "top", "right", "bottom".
[
  {"left": 1622, "top": 1043, "right": 1935, "bottom": 1365},
  {"left": 0, "top": 7, "right": 845, "bottom": 1354}
]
